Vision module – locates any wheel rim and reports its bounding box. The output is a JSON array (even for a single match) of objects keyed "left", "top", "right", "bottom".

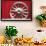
[{"left": 10, "top": 1, "right": 28, "bottom": 19}]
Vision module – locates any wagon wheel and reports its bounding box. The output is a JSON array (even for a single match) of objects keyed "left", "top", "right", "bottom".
[{"left": 10, "top": 1, "right": 28, "bottom": 19}]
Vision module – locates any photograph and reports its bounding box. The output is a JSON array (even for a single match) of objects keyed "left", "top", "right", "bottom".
[
  {"left": 0, "top": 0, "right": 46, "bottom": 46},
  {"left": 1, "top": 0, "right": 32, "bottom": 21}
]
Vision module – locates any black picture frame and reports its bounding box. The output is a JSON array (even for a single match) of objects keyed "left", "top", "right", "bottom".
[{"left": 1, "top": 0, "right": 32, "bottom": 21}]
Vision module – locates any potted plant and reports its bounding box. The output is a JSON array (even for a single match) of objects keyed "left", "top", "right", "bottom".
[
  {"left": 36, "top": 6, "right": 46, "bottom": 27},
  {"left": 5, "top": 26, "right": 18, "bottom": 43},
  {"left": 36, "top": 14, "right": 46, "bottom": 27}
]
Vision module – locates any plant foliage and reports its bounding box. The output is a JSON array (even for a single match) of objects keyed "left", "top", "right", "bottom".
[
  {"left": 36, "top": 14, "right": 46, "bottom": 21},
  {"left": 5, "top": 26, "right": 18, "bottom": 38}
]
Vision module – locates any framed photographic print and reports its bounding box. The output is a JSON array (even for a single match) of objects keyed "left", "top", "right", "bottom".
[{"left": 1, "top": 0, "right": 32, "bottom": 21}]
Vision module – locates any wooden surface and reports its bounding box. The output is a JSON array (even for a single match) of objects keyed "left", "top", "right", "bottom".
[{"left": 14, "top": 43, "right": 46, "bottom": 46}]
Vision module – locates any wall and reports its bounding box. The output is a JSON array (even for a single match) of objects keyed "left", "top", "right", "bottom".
[{"left": 0, "top": 0, "right": 46, "bottom": 41}]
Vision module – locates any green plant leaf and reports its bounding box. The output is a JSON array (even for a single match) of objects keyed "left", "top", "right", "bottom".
[
  {"left": 36, "top": 15, "right": 44, "bottom": 21},
  {"left": 5, "top": 26, "right": 18, "bottom": 39}
]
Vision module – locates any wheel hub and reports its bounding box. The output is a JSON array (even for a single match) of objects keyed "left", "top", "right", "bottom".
[{"left": 15, "top": 8, "right": 23, "bottom": 14}]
